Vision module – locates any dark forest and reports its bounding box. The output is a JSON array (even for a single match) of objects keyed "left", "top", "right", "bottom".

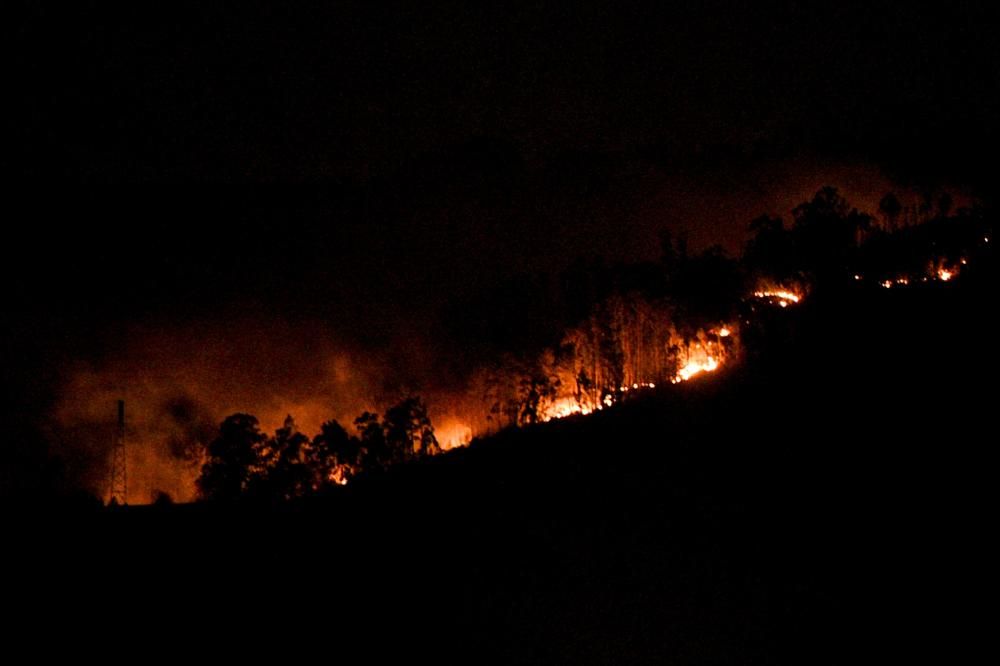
[{"left": 3, "top": 2, "right": 996, "bottom": 663}]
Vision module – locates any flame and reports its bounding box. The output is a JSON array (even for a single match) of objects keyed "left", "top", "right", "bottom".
[
  {"left": 543, "top": 398, "right": 594, "bottom": 420},
  {"left": 537, "top": 339, "right": 725, "bottom": 423},
  {"left": 753, "top": 289, "right": 802, "bottom": 305},
  {"left": 930, "top": 259, "right": 960, "bottom": 283},
  {"left": 672, "top": 356, "right": 719, "bottom": 383},
  {"left": 718, "top": 327, "right": 731, "bottom": 337},
  {"left": 435, "top": 418, "right": 474, "bottom": 450}
]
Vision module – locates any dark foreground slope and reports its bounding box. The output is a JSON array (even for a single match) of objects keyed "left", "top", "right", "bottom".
[{"left": 9, "top": 278, "right": 994, "bottom": 664}]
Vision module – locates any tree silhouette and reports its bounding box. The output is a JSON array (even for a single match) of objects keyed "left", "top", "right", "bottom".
[
  {"left": 197, "top": 413, "right": 266, "bottom": 501},
  {"left": 255, "top": 415, "right": 312, "bottom": 500},
  {"left": 517, "top": 372, "right": 559, "bottom": 426},
  {"left": 792, "top": 186, "right": 872, "bottom": 283},
  {"left": 311, "top": 419, "right": 361, "bottom": 486},
  {"left": 356, "top": 411, "right": 390, "bottom": 470},
  {"left": 152, "top": 490, "right": 174, "bottom": 506},
  {"left": 879, "top": 192, "right": 903, "bottom": 232},
  {"left": 383, "top": 397, "right": 440, "bottom": 463},
  {"left": 745, "top": 215, "right": 796, "bottom": 284},
  {"left": 669, "top": 246, "right": 744, "bottom": 337}
]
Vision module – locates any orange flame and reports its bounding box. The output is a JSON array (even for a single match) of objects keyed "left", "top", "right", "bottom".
[
  {"left": 753, "top": 289, "right": 802, "bottom": 306},
  {"left": 672, "top": 356, "right": 719, "bottom": 383}
]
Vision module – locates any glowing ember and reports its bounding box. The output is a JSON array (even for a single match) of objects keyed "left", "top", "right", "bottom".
[
  {"left": 937, "top": 269, "right": 953, "bottom": 282},
  {"left": 718, "top": 327, "right": 731, "bottom": 337},
  {"left": 672, "top": 356, "right": 719, "bottom": 383},
  {"left": 544, "top": 398, "right": 593, "bottom": 420},
  {"left": 538, "top": 369, "right": 707, "bottom": 423},
  {"left": 753, "top": 290, "right": 801, "bottom": 305}
]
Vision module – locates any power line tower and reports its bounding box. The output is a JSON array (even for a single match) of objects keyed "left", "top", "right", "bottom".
[{"left": 108, "top": 399, "right": 127, "bottom": 506}]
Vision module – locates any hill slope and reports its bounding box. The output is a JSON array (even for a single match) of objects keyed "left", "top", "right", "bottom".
[{"left": 11, "top": 280, "right": 993, "bottom": 663}]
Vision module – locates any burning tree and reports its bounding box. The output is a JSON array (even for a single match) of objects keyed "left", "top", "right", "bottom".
[{"left": 311, "top": 419, "right": 361, "bottom": 486}]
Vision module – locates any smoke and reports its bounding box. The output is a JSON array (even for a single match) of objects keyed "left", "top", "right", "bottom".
[
  {"left": 49, "top": 316, "right": 398, "bottom": 503},
  {"left": 42, "top": 159, "right": 973, "bottom": 503}
]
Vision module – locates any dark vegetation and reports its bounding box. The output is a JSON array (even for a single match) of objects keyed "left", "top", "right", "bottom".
[
  {"left": 196, "top": 396, "right": 438, "bottom": 502},
  {"left": 13, "top": 268, "right": 992, "bottom": 663},
  {"left": 7, "top": 189, "right": 993, "bottom": 663},
  {"left": 187, "top": 186, "right": 989, "bottom": 503}
]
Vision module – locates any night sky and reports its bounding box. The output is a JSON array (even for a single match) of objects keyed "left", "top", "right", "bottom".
[{"left": 3, "top": 1, "right": 997, "bottom": 496}]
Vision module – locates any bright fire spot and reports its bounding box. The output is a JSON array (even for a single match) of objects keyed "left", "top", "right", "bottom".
[
  {"left": 436, "top": 419, "right": 474, "bottom": 450},
  {"left": 937, "top": 269, "right": 953, "bottom": 282},
  {"left": 327, "top": 469, "right": 349, "bottom": 486},
  {"left": 854, "top": 274, "right": 861, "bottom": 281},
  {"left": 542, "top": 397, "right": 593, "bottom": 421},
  {"left": 753, "top": 290, "right": 801, "bottom": 305},
  {"left": 538, "top": 371, "right": 708, "bottom": 423},
  {"left": 534, "top": 334, "right": 730, "bottom": 424},
  {"left": 672, "top": 356, "right": 719, "bottom": 383}
]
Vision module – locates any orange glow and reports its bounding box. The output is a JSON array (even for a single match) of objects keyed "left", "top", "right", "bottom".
[
  {"left": 672, "top": 356, "right": 719, "bottom": 383},
  {"left": 929, "top": 259, "right": 960, "bottom": 283},
  {"left": 753, "top": 289, "right": 802, "bottom": 305},
  {"left": 542, "top": 397, "right": 593, "bottom": 421},
  {"left": 536, "top": 337, "right": 727, "bottom": 424},
  {"left": 435, "top": 418, "right": 474, "bottom": 450},
  {"left": 64, "top": 307, "right": 741, "bottom": 501}
]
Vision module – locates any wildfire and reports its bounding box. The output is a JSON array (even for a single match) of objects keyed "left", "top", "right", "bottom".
[
  {"left": 544, "top": 397, "right": 596, "bottom": 420},
  {"left": 931, "top": 259, "right": 961, "bottom": 283},
  {"left": 878, "top": 260, "right": 965, "bottom": 288},
  {"left": 619, "top": 381, "right": 657, "bottom": 393},
  {"left": 753, "top": 289, "right": 802, "bottom": 307},
  {"left": 538, "top": 340, "right": 727, "bottom": 423},
  {"left": 436, "top": 418, "right": 474, "bottom": 450},
  {"left": 672, "top": 356, "right": 719, "bottom": 383}
]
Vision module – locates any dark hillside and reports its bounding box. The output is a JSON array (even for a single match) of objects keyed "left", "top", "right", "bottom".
[{"left": 11, "top": 276, "right": 992, "bottom": 663}]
